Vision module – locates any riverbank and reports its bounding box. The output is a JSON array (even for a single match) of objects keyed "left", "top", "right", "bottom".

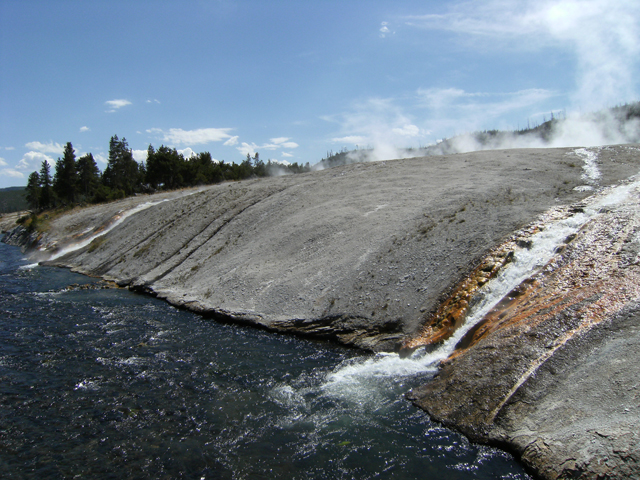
[{"left": 4, "top": 145, "right": 640, "bottom": 478}]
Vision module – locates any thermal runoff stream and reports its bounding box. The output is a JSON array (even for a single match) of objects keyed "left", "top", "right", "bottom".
[{"left": 333, "top": 174, "right": 640, "bottom": 385}]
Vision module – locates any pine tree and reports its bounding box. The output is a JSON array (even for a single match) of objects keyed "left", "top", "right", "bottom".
[
  {"left": 25, "top": 171, "right": 41, "bottom": 211},
  {"left": 76, "top": 153, "right": 100, "bottom": 199},
  {"left": 53, "top": 142, "right": 77, "bottom": 204},
  {"left": 102, "top": 135, "right": 142, "bottom": 195},
  {"left": 39, "top": 160, "right": 53, "bottom": 210}
]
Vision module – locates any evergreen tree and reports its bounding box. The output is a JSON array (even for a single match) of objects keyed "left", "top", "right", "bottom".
[
  {"left": 145, "top": 145, "right": 184, "bottom": 190},
  {"left": 102, "top": 135, "right": 142, "bottom": 195},
  {"left": 53, "top": 142, "right": 78, "bottom": 204},
  {"left": 76, "top": 153, "right": 100, "bottom": 199},
  {"left": 39, "top": 160, "right": 53, "bottom": 210},
  {"left": 25, "top": 171, "right": 41, "bottom": 211}
]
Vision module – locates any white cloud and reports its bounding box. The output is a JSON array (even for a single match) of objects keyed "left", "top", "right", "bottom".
[
  {"left": 148, "top": 127, "right": 234, "bottom": 145},
  {"left": 331, "top": 135, "right": 368, "bottom": 145},
  {"left": 24, "top": 141, "right": 64, "bottom": 155},
  {"left": 1, "top": 168, "right": 24, "bottom": 179},
  {"left": 236, "top": 138, "right": 299, "bottom": 156},
  {"left": 80, "top": 126, "right": 90, "bottom": 132},
  {"left": 5, "top": 146, "right": 15, "bottom": 151},
  {"left": 0, "top": 157, "right": 7, "bottom": 167},
  {"left": 223, "top": 135, "right": 239, "bottom": 146},
  {"left": 271, "top": 159, "right": 291, "bottom": 166},
  {"left": 281, "top": 152, "right": 294, "bottom": 158},
  {"left": 178, "top": 147, "right": 196, "bottom": 158},
  {"left": 132, "top": 149, "right": 148, "bottom": 163},
  {"left": 405, "top": 0, "right": 640, "bottom": 109},
  {"left": 17, "top": 151, "right": 55, "bottom": 171},
  {"left": 379, "top": 21, "right": 393, "bottom": 38},
  {"left": 94, "top": 153, "right": 107, "bottom": 165},
  {"left": 237, "top": 142, "right": 259, "bottom": 157},
  {"left": 146, "top": 99, "right": 161, "bottom": 104},
  {"left": 105, "top": 99, "right": 132, "bottom": 112},
  {"left": 392, "top": 124, "right": 421, "bottom": 137}
]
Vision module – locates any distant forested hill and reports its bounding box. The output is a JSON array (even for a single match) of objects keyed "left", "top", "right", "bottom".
[{"left": 0, "top": 187, "right": 27, "bottom": 213}]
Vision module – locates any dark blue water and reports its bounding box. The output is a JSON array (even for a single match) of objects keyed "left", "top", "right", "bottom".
[{"left": 0, "top": 240, "right": 530, "bottom": 479}]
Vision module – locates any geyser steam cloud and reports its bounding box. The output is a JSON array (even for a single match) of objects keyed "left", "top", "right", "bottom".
[{"left": 328, "top": 1, "right": 640, "bottom": 164}]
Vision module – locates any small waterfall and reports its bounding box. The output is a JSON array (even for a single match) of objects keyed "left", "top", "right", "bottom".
[{"left": 322, "top": 168, "right": 640, "bottom": 394}]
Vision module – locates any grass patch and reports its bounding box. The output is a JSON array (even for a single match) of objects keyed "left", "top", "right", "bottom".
[{"left": 87, "top": 236, "right": 107, "bottom": 253}]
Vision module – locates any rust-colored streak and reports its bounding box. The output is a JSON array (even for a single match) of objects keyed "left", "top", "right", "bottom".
[
  {"left": 402, "top": 243, "right": 517, "bottom": 351},
  {"left": 404, "top": 200, "right": 640, "bottom": 365}
]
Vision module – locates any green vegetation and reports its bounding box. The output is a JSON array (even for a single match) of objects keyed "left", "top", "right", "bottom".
[
  {"left": 0, "top": 186, "right": 28, "bottom": 213},
  {"left": 23, "top": 135, "right": 312, "bottom": 213},
  {"left": 87, "top": 236, "right": 106, "bottom": 253}
]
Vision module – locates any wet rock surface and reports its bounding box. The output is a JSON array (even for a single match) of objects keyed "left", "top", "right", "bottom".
[
  {"left": 408, "top": 169, "right": 640, "bottom": 478},
  {"left": 5, "top": 144, "right": 640, "bottom": 478}
]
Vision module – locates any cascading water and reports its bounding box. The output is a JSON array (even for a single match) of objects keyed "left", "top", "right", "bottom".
[{"left": 318, "top": 148, "right": 640, "bottom": 398}]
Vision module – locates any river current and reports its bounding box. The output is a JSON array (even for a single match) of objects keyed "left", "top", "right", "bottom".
[{"left": 0, "top": 240, "right": 529, "bottom": 479}]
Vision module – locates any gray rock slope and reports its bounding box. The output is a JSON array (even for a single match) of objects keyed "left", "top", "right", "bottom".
[{"left": 25, "top": 146, "right": 639, "bottom": 353}]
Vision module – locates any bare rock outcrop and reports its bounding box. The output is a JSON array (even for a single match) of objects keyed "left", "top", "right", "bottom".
[{"left": 25, "top": 147, "right": 638, "bottom": 351}]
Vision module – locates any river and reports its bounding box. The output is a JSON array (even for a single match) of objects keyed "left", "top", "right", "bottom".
[{"left": 0, "top": 240, "right": 531, "bottom": 479}]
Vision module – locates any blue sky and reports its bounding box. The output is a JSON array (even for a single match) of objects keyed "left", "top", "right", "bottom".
[{"left": 1, "top": 0, "right": 639, "bottom": 188}]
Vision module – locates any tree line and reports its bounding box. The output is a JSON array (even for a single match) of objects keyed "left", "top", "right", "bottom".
[{"left": 24, "top": 135, "right": 311, "bottom": 211}]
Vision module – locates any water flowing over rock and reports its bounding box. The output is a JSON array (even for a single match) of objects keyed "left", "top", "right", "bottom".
[{"left": 4, "top": 145, "right": 640, "bottom": 478}]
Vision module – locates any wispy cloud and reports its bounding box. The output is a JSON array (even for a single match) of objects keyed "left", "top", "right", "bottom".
[
  {"left": 0, "top": 157, "right": 7, "bottom": 167},
  {"left": 80, "top": 126, "right": 90, "bottom": 133},
  {"left": 379, "top": 21, "right": 393, "bottom": 38},
  {"left": 270, "top": 137, "right": 299, "bottom": 149},
  {"left": 147, "top": 127, "right": 234, "bottom": 145},
  {"left": 24, "top": 141, "right": 64, "bottom": 155},
  {"left": 1, "top": 168, "right": 24, "bottom": 179},
  {"left": 236, "top": 137, "right": 299, "bottom": 157},
  {"left": 416, "top": 87, "right": 555, "bottom": 131},
  {"left": 146, "top": 99, "right": 161, "bottom": 104},
  {"left": 223, "top": 135, "right": 239, "bottom": 146},
  {"left": 405, "top": 0, "right": 640, "bottom": 109},
  {"left": 105, "top": 99, "right": 132, "bottom": 112},
  {"left": 94, "top": 153, "right": 107, "bottom": 165}
]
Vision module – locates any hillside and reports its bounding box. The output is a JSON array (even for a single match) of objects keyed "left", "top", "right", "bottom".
[{"left": 0, "top": 186, "right": 27, "bottom": 213}]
